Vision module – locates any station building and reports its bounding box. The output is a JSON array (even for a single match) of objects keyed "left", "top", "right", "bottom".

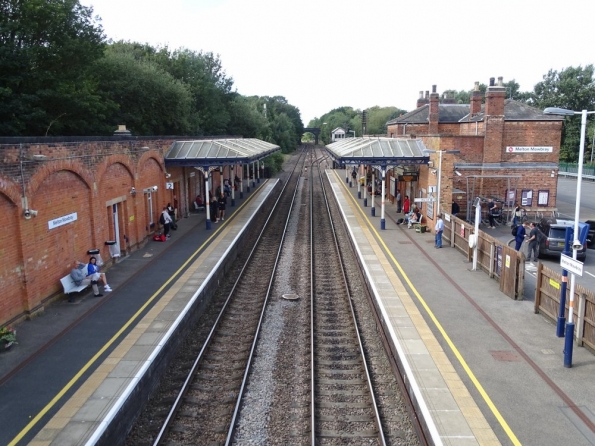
[
  {"left": 0, "top": 133, "right": 277, "bottom": 327},
  {"left": 385, "top": 77, "right": 564, "bottom": 231}
]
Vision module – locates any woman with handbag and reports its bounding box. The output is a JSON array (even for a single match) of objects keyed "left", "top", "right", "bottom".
[{"left": 512, "top": 202, "right": 523, "bottom": 226}]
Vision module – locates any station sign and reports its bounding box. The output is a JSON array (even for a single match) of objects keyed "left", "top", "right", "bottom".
[
  {"left": 414, "top": 197, "right": 436, "bottom": 203},
  {"left": 560, "top": 254, "right": 584, "bottom": 276},
  {"left": 506, "top": 146, "right": 553, "bottom": 153}
]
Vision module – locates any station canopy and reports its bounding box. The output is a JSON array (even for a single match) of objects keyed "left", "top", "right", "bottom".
[
  {"left": 164, "top": 138, "right": 280, "bottom": 167},
  {"left": 325, "top": 137, "right": 430, "bottom": 167}
]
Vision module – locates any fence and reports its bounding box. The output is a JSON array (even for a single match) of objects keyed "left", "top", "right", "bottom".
[
  {"left": 534, "top": 263, "right": 595, "bottom": 353},
  {"left": 444, "top": 215, "right": 525, "bottom": 300},
  {"left": 558, "top": 162, "right": 595, "bottom": 181}
]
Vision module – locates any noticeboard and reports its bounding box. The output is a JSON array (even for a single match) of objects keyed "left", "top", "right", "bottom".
[
  {"left": 538, "top": 190, "right": 549, "bottom": 206},
  {"left": 521, "top": 189, "right": 533, "bottom": 207}
]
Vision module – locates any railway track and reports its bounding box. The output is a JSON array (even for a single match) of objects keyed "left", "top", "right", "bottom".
[
  {"left": 149, "top": 149, "right": 307, "bottom": 445},
  {"left": 126, "top": 146, "right": 421, "bottom": 446},
  {"left": 310, "top": 154, "right": 386, "bottom": 444}
]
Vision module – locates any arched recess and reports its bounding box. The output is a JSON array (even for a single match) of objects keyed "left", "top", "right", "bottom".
[
  {"left": 138, "top": 155, "right": 165, "bottom": 233},
  {"left": 0, "top": 193, "right": 24, "bottom": 324},
  {"left": 24, "top": 169, "right": 93, "bottom": 309},
  {"left": 98, "top": 162, "right": 136, "bottom": 258}
]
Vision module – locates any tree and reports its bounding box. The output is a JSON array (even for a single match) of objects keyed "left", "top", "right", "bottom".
[
  {"left": 0, "top": 0, "right": 107, "bottom": 135},
  {"left": 94, "top": 48, "right": 193, "bottom": 135},
  {"left": 531, "top": 65, "right": 595, "bottom": 161}
]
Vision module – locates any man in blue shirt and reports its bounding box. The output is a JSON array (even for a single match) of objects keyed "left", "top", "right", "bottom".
[
  {"left": 435, "top": 213, "right": 444, "bottom": 248},
  {"left": 515, "top": 221, "right": 528, "bottom": 251}
]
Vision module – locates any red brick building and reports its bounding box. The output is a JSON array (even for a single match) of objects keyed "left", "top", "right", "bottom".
[
  {"left": 386, "top": 77, "right": 563, "bottom": 229},
  {"left": 0, "top": 136, "right": 273, "bottom": 327}
]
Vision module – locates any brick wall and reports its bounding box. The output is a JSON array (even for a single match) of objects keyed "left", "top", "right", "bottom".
[{"left": 0, "top": 140, "right": 172, "bottom": 326}]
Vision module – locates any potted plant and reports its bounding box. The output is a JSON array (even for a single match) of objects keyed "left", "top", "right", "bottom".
[{"left": 0, "top": 326, "right": 17, "bottom": 350}]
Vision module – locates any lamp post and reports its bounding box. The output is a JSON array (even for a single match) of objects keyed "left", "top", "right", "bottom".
[
  {"left": 423, "top": 149, "right": 460, "bottom": 216},
  {"left": 544, "top": 107, "right": 595, "bottom": 367}
]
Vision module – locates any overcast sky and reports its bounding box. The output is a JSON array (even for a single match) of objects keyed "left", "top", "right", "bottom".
[{"left": 80, "top": 0, "right": 593, "bottom": 125}]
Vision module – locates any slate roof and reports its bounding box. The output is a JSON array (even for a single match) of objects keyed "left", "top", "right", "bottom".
[
  {"left": 459, "top": 99, "right": 563, "bottom": 122},
  {"left": 387, "top": 99, "right": 564, "bottom": 125},
  {"left": 386, "top": 104, "right": 470, "bottom": 125}
]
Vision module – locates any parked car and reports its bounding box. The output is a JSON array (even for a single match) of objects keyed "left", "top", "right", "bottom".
[
  {"left": 539, "top": 218, "right": 588, "bottom": 260},
  {"left": 585, "top": 220, "right": 595, "bottom": 248}
]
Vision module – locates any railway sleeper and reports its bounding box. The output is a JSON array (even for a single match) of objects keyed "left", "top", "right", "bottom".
[{"left": 318, "top": 429, "right": 379, "bottom": 438}]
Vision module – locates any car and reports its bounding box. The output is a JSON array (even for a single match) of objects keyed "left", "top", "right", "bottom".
[
  {"left": 538, "top": 218, "right": 588, "bottom": 261},
  {"left": 585, "top": 220, "right": 595, "bottom": 248}
]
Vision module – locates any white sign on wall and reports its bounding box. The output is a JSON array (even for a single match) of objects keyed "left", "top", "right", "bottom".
[
  {"left": 506, "top": 146, "right": 553, "bottom": 153},
  {"left": 48, "top": 212, "right": 78, "bottom": 230}
]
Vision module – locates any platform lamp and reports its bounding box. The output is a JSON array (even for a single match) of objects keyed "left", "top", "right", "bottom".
[
  {"left": 544, "top": 107, "right": 595, "bottom": 367},
  {"left": 230, "top": 165, "right": 235, "bottom": 207}
]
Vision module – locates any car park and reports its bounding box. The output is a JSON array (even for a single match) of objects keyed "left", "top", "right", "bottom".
[{"left": 538, "top": 218, "right": 588, "bottom": 261}]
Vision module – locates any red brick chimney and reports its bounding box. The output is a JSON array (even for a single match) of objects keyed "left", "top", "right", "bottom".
[
  {"left": 470, "top": 81, "right": 482, "bottom": 116},
  {"left": 485, "top": 76, "right": 506, "bottom": 116},
  {"left": 483, "top": 76, "right": 507, "bottom": 163},
  {"left": 428, "top": 85, "right": 439, "bottom": 134},
  {"left": 416, "top": 90, "right": 429, "bottom": 108}
]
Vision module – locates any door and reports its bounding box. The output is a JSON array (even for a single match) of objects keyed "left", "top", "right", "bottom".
[{"left": 111, "top": 203, "right": 121, "bottom": 258}]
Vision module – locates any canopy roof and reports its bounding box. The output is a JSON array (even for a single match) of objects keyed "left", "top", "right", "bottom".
[
  {"left": 165, "top": 138, "right": 279, "bottom": 167},
  {"left": 325, "top": 137, "right": 429, "bottom": 166}
]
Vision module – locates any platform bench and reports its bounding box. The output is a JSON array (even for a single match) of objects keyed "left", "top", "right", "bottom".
[{"left": 60, "top": 274, "right": 90, "bottom": 295}]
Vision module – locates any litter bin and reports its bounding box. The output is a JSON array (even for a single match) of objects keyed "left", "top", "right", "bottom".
[
  {"left": 105, "top": 240, "right": 120, "bottom": 258},
  {"left": 87, "top": 248, "right": 104, "bottom": 266}
]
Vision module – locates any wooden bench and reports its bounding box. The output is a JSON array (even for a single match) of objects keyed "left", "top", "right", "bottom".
[
  {"left": 415, "top": 214, "right": 427, "bottom": 233},
  {"left": 60, "top": 275, "right": 90, "bottom": 295}
]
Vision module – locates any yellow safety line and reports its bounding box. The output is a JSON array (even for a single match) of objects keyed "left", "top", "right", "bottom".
[
  {"left": 9, "top": 185, "right": 266, "bottom": 446},
  {"left": 335, "top": 173, "right": 521, "bottom": 446}
]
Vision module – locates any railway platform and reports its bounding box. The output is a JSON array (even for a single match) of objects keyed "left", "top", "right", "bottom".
[
  {"left": 2, "top": 163, "right": 595, "bottom": 445},
  {"left": 329, "top": 169, "right": 595, "bottom": 446},
  {"left": 0, "top": 180, "right": 278, "bottom": 446}
]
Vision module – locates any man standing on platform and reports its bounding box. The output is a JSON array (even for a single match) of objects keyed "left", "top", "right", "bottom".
[
  {"left": 515, "top": 221, "right": 528, "bottom": 251},
  {"left": 435, "top": 213, "right": 444, "bottom": 248},
  {"left": 396, "top": 191, "right": 402, "bottom": 213},
  {"left": 525, "top": 222, "right": 539, "bottom": 261}
]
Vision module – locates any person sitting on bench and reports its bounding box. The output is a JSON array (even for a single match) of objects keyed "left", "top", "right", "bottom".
[
  {"left": 87, "top": 256, "right": 111, "bottom": 293},
  {"left": 407, "top": 207, "right": 421, "bottom": 228}
]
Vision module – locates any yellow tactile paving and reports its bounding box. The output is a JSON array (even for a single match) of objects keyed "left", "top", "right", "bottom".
[
  {"left": 329, "top": 171, "right": 500, "bottom": 445},
  {"left": 31, "top": 185, "right": 274, "bottom": 444}
]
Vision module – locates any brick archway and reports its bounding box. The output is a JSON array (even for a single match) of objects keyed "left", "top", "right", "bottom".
[{"left": 303, "top": 127, "right": 321, "bottom": 145}]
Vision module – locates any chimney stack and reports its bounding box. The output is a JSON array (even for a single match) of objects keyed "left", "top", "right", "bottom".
[
  {"left": 429, "top": 85, "right": 440, "bottom": 134},
  {"left": 483, "top": 77, "right": 507, "bottom": 163},
  {"left": 470, "top": 81, "right": 483, "bottom": 116},
  {"left": 485, "top": 76, "right": 506, "bottom": 116},
  {"left": 416, "top": 90, "right": 429, "bottom": 108}
]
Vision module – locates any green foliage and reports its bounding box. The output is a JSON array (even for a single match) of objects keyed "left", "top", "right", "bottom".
[
  {"left": 94, "top": 48, "right": 193, "bottom": 135},
  {"left": 530, "top": 65, "right": 595, "bottom": 162},
  {"left": 0, "top": 0, "right": 107, "bottom": 135},
  {"left": 0, "top": 4, "right": 304, "bottom": 140},
  {"left": 308, "top": 106, "right": 404, "bottom": 144},
  {"left": 263, "top": 152, "right": 285, "bottom": 176}
]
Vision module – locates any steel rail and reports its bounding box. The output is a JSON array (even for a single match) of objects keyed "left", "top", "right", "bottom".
[
  {"left": 153, "top": 148, "right": 308, "bottom": 445},
  {"left": 310, "top": 149, "right": 387, "bottom": 445},
  {"left": 224, "top": 149, "right": 309, "bottom": 445}
]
